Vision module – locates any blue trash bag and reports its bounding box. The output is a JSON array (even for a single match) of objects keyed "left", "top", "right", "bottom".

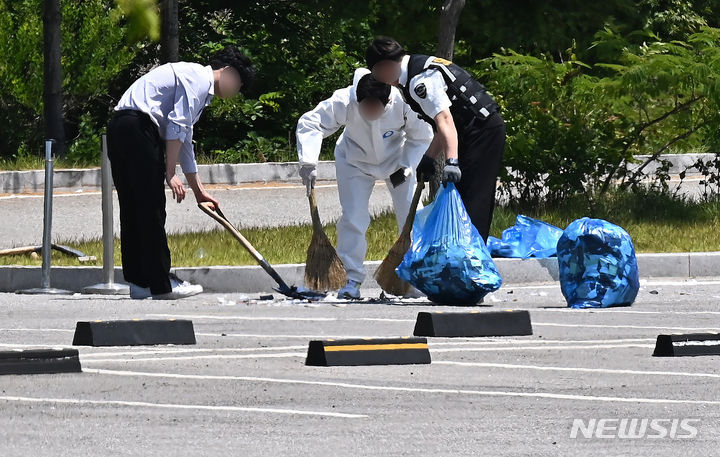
[
  {"left": 557, "top": 217, "right": 639, "bottom": 309},
  {"left": 396, "top": 183, "right": 502, "bottom": 305},
  {"left": 487, "top": 215, "right": 563, "bottom": 259}
]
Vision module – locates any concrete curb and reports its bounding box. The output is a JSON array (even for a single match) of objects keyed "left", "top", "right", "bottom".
[
  {"left": 2, "top": 252, "right": 718, "bottom": 294},
  {"left": 0, "top": 161, "right": 337, "bottom": 194},
  {"left": 1, "top": 153, "right": 715, "bottom": 194}
]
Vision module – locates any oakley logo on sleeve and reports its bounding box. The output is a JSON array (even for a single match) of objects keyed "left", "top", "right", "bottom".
[{"left": 383, "top": 130, "right": 395, "bottom": 138}]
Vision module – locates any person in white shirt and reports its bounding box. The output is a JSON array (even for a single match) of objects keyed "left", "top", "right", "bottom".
[
  {"left": 366, "top": 37, "right": 506, "bottom": 243},
  {"left": 108, "top": 46, "right": 255, "bottom": 299},
  {"left": 297, "top": 69, "right": 433, "bottom": 299}
]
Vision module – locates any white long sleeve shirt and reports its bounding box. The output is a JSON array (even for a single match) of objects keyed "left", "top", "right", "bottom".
[
  {"left": 296, "top": 68, "right": 433, "bottom": 179},
  {"left": 115, "top": 62, "right": 214, "bottom": 173}
]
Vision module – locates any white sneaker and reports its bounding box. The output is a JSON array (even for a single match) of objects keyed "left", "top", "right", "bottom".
[
  {"left": 129, "top": 283, "right": 152, "bottom": 300},
  {"left": 337, "top": 280, "right": 361, "bottom": 300},
  {"left": 152, "top": 274, "right": 203, "bottom": 300}
]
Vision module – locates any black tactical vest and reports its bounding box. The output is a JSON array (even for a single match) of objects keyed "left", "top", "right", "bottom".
[{"left": 400, "top": 54, "right": 499, "bottom": 130}]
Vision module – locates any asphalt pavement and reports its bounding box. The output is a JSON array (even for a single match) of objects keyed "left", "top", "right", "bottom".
[{"left": 1, "top": 280, "right": 719, "bottom": 456}]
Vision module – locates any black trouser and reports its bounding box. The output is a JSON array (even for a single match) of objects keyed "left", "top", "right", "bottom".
[
  {"left": 107, "top": 110, "right": 172, "bottom": 294},
  {"left": 455, "top": 113, "right": 506, "bottom": 241}
]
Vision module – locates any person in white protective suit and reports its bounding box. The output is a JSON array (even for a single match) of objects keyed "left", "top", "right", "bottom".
[{"left": 296, "top": 69, "right": 433, "bottom": 299}]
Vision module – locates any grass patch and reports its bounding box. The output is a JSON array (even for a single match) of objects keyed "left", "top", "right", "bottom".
[
  {"left": 1, "top": 190, "right": 719, "bottom": 267},
  {"left": 0, "top": 155, "right": 99, "bottom": 171}
]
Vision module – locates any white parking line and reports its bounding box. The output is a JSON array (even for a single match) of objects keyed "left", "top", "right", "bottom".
[
  {"left": 541, "top": 309, "right": 720, "bottom": 315},
  {"left": 353, "top": 318, "right": 415, "bottom": 322},
  {"left": 148, "top": 315, "right": 339, "bottom": 322},
  {"left": 196, "top": 332, "right": 413, "bottom": 339},
  {"left": 533, "top": 322, "right": 719, "bottom": 331},
  {"left": 147, "top": 314, "right": 719, "bottom": 332},
  {"left": 195, "top": 335, "right": 657, "bottom": 345},
  {"left": 82, "top": 352, "right": 306, "bottom": 363},
  {"left": 530, "top": 308, "right": 720, "bottom": 315},
  {"left": 433, "top": 361, "right": 720, "bottom": 379},
  {"left": 0, "top": 395, "right": 366, "bottom": 418},
  {"left": 81, "top": 342, "right": 656, "bottom": 364},
  {"left": 0, "top": 344, "right": 68, "bottom": 350},
  {"left": 147, "top": 314, "right": 415, "bottom": 323},
  {"left": 81, "top": 345, "right": 307, "bottom": 358},
  {"left": 0, "top": 328, "right": 74, "bottom": 332},
  {"left": 86, "top": 368, "right": 720, "bottom": 406},
  {"left": 70, "top": 338, "right": 660, "bottom": 361},
  {"left": 428, "top": 338, "right": 656, "bottom": 346},
  {"left": 76, "top": 339, "right": 656, "bottom": 359},
  {"left": 640, "top": 279, "right": 720, "bottom": 286},
  {"left": 432, "top": 344, "right": 655, "bottom": 352}
]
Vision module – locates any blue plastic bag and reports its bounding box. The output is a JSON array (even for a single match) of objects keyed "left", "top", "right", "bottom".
[
  {"left": 557, "top": 218, "right": 639, "bottom": 309},
  {"left": 487, "top": 215, "right": 563, "bottom": 258},
  {"left": 396, "top": 183, "right": 502, "bottom": 305}
]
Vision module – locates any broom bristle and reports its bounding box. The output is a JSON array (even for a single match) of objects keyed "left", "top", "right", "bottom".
[
  {"left": 305, "top": 228, "right": 347, "bottom": 291},
  {"left": 374, "top": 232, "right": 412, "bottom": 296}
]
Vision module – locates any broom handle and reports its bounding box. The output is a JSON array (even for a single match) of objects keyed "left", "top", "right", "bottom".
[
  {"left": 197, "top": 202, "right": 290, "bottom": 289},
  {"left": 0, "top": 245, "right": 39, "bottom": 256},
  {"left": 307, "top": 188, "right": 324, "bottom": 233},
  {"left": 400, "top": 181, "right": 425, "bottom": 238}
]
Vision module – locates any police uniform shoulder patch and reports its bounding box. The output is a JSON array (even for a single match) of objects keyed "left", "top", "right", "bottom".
[{"left": 414, "top": 83, "right": 427, "bottom": 99}]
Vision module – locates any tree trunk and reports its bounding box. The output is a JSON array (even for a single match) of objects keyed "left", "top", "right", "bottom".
[
  {"left": 43, "top": 0, "right": 65, "bottom": 157},
  {"left": 160, "top": 0, "right": 179, "bottom": 63},
  {"left": 437, "top": 0, "right": 465, "bottom": 60},
  {"left": 430, "top": 0, "right": 465, "bottom": 198}
]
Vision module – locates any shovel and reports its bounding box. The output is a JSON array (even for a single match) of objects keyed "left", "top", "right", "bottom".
[{"left": 198, "top": 202, "right": 326, "bottom": 301}]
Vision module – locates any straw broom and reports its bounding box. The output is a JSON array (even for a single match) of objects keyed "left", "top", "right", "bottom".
[
  {"left": 374, "top": 180, "right": 425, "bottom": 296},
  {"left": 304, "top": 188, "right": 347, "bottom": 291}
]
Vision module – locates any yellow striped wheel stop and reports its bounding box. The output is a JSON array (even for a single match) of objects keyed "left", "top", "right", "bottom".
[
  {"left": 414, "top": 310, "right": 533, "bottom": 337},
  {"left": 653, "top": 333, "right": 720, "bottom": 357},
  {"left": 305, "top": 337, "right": 431, "bottom": 366},
  {"left": 0, "top": 348, "right": 81, "bottom": 375},
  {"left": 72, "top": 319, "right": 196, "bottom": 346}
]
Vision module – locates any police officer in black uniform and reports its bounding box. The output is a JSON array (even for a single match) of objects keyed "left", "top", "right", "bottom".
[{"left": 366, "top": 36, "right": 506, "bottom": 241}]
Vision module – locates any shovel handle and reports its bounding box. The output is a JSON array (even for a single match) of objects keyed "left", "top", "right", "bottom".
[{"left": 197, "top": 202, "right": 289, "bottom": 288}]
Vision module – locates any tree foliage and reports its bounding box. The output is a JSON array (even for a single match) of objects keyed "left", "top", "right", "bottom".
[
  {"left": 1, "top": 0, "right": 719, "bottom": 204},
  {"left": 477, "top": 26, "right": 720, "bottom": 206},
  {"left": 0, "top": 0, "right": 140, "bottom": 159}
]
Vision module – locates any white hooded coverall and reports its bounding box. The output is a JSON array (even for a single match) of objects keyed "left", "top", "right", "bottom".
[{"left": 296, "top": 69, "right": 433, "bottom": 283}]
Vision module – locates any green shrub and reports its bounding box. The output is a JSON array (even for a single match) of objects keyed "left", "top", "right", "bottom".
[{"left": 475, "top": 27, "right": 720, "bottom": 208}]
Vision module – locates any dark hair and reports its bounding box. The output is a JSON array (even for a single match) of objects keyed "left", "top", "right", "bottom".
[
  {"left": 365, "top": 36, "right": 405, "bottom": 70},
  {"left": 209, "top": 46, "right": 256, "bottom": 95},
  {"left": 356, "top": 74, "right": 391, "bottom": 106}
]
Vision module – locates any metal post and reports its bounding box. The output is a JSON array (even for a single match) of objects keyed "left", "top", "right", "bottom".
[
  {"left": 17, "top": 140, "right": 73, "bottom": 295},
  {"left": 40, "top": 139, "right": 53, "bottom": 288},
  {"left": 83, "top": 135, "right": 129, "bottom": 295}
]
